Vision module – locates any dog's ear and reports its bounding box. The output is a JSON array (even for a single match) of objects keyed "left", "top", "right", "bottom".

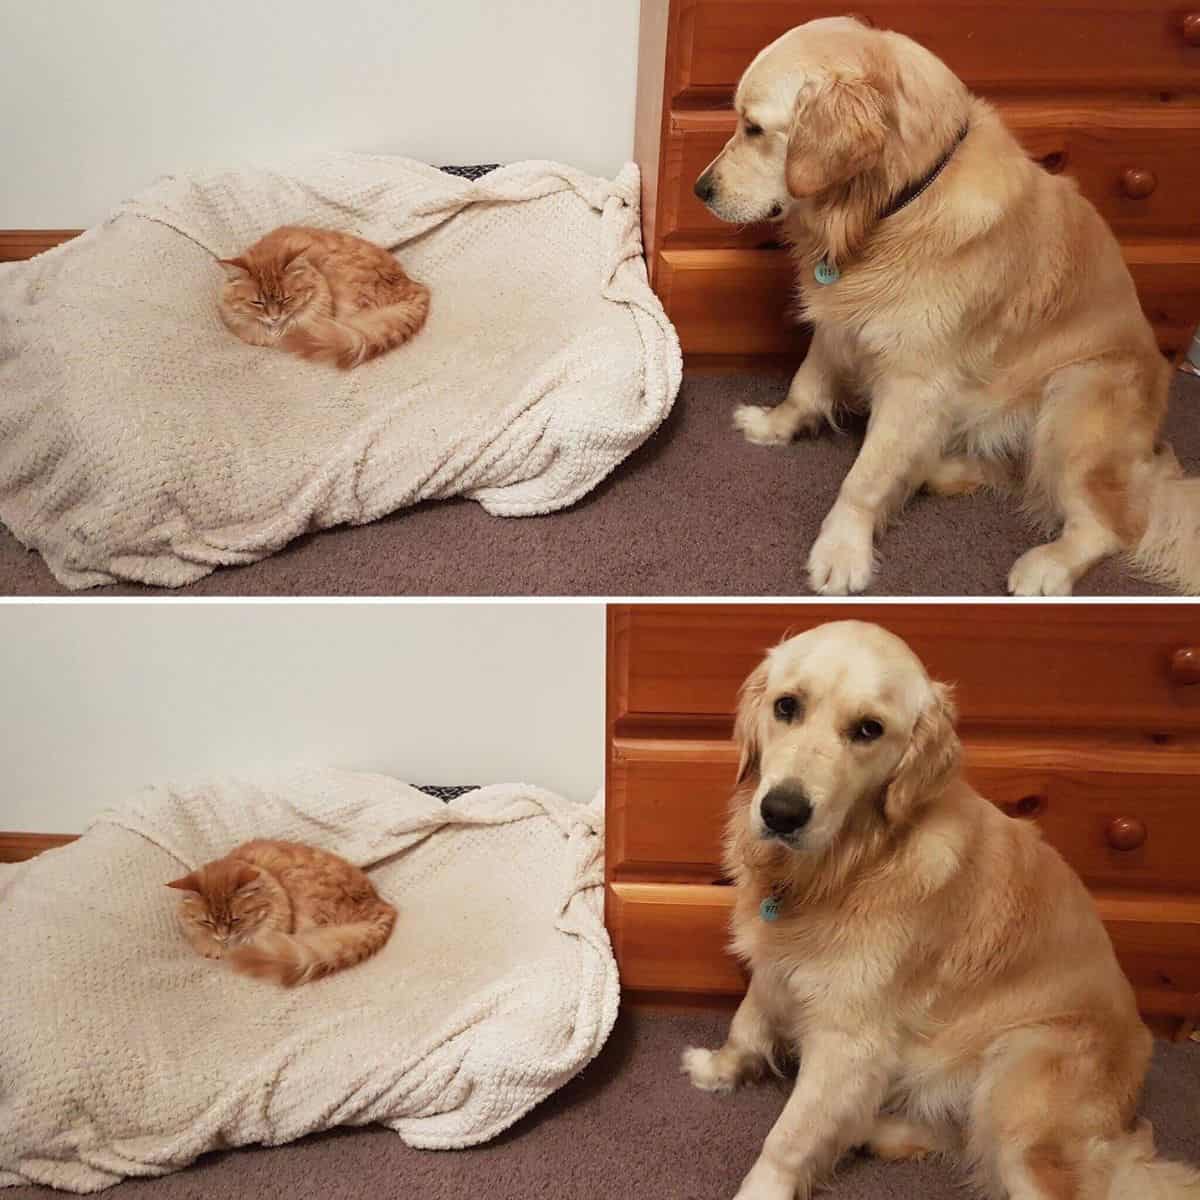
[
  {"left": 884, "top": 682, "right": 960, "bottom": 824},
  {"left": 786, "top": 74, "right": 889, "bottom": 198},
  {"left": 734, "top": 659, "right": 770, "bottom": 784}
]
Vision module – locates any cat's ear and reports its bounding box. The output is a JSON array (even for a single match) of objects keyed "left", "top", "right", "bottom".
[
  {"left": 166, "top": 872, "right": 202, "bottom": 892},
  {"left": 217, "top": 257, "right": 250, "bottom": 281},
  {"left": 232, "top": 864, "right": 259, "bottom": 891}
]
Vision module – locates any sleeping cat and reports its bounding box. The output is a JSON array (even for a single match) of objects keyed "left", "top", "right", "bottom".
[
  {"left": 167, "top": 839, "right": 397, "bottom": 986},
  {"left": 217, "top": 225, "right": 430, "bottom": 368}
]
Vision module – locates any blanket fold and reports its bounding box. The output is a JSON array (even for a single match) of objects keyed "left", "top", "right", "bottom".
[
  {"left": 0, "top": 155, "right": 681, "bottom": 588},
  {"left": 0, "top": 768, "right": 619, "bottom": 1192}
]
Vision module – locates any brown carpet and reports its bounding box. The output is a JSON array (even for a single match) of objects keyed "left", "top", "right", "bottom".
[
  {"left": 6, "top": 1008, "right": 1199, "bottom": 1198},
  {"left": 2, "top": 372, "right": 1197, "bottom": 597}
]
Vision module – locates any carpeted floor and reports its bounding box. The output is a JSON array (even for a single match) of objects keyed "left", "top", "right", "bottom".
[
  {"left": 6, "top": 1008, "right": 1199, "bottom": 1199},
  {"left": 2, "top": 371, "right": 1197, "bottom": 597}
]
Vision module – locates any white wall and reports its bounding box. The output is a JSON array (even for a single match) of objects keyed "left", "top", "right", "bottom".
[
  {"left": 0, "top": 0, "right": 639, "bottom": 227},
  {"left": 0, "top": 603, "right": 605, "bottom": 832}
]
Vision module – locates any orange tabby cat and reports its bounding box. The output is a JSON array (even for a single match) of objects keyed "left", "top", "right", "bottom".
[
  {"left": 167, "top": 839, "right": 397, "bottom": 986},
  {"left": 217, "top": 225, "right": 430, "bottom": 368}
]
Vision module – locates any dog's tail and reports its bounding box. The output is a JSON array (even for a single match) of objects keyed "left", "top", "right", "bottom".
[
  {"left": 1090, "top": 1121, "right": 1200, "bottom": 1199},
  {"left": 292, "top": 286, "right": 430, "bottom": 369},
  {"left": 229, "top": 901, "right": 396, "bottom": 987},
  {"left": 1128, "top": 446, "right": 1200, "bottom": 595}
]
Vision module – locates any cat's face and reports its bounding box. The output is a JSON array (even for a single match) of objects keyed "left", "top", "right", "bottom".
[
  {"left": 168, "top": 859, "right": 272, "bottom": 948},
  {"left": 218, "top": 255, "right": 319, "bottom": 336}
]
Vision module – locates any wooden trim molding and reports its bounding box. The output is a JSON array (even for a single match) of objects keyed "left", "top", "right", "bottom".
[
  {"left": 0, "top": 832, "right": 78, "bottom": 862},
  {"left": 0, "top": 230, "right": 82, "bottom": 262}
]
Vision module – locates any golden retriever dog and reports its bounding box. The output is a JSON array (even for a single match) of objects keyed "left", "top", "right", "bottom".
[
  {"left": 683, "top": 622, "right": 1200, "bottom": 1199},
  {"left": 693, "top": 18, "right": 1198, "bottom": 596}
]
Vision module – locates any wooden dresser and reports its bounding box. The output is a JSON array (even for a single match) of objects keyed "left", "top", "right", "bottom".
[
  {"left": 634, "top": 0, "right": 1200, "bottom": 362},
  {"left": 606, "top": 604, "right": 1200, "bottom": 1034}
]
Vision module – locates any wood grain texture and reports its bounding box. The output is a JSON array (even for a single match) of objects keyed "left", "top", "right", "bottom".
[
  {"left": 0, "top": 230, "right": 81, "bottom": 262},
  {"left": 605, "top": 605, "right": 1200, "bottom": 1025},
  {"left": 670, "top": 0, "right": 1200, "bottom": 105},
  {"left": 634, "top": 0, "right": 673, "bottom": 282},
  {"left": 639, "top": 0, "right": 1200, "bottom": 362},
  {"left": 610, "top": 735, "right": 1200, "bottom": 893},
  {"left": 655, "top": 243, "right": 1199, "bottom": 357},
  {"left": 660, "top": 105, "right": 1200, "bottom": 245},
  {"left": 0, "top": 832, "right": 78, "bottom": 862},
  {"left": 612, "top": 603, "right": 1200, "bottom": 733},
  {"left": 656, "top": 247, "right": 809, "bottom": 357},
  {"left": 608, "top": 880, "right": 1200, "bottom": 1016}
]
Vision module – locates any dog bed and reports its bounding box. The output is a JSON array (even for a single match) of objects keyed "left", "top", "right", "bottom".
[
  {"left": 0, "top": 768, "right": 618, "bottom": 1192},
  {"left": 0, "top": 154, "right": 681, "bottom": 589}
]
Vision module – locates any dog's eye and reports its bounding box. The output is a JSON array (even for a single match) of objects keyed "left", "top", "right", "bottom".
[
  {"left": 773, "top": 695, "right": 799, "bottom": 722},
  {"left": 744, "top": 122, "right": 764, "bottom": 137},
  {"left": 852, "top": 718, "right": 885, "bottom": 743}
]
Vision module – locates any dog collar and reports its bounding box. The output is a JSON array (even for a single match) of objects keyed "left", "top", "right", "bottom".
[
  {"left": 878, "top": 122, "right": 969, "bottom": 223},
  {"left": 760, "top": 888, "right": 785, "bottom": 922},
  {"left": 814, "top": 121, "right": 969, "bottom": 287}
]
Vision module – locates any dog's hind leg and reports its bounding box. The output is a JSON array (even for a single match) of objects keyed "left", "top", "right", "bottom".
[
  {"left": 735, "top": 326, "right": 840, "bottom": 445},
  {"left": 1007, "top": 362, "right": 1158, "bottom": 596},
  {"left": 682, "top": 975, "right": 780, "bottom": 1092}
]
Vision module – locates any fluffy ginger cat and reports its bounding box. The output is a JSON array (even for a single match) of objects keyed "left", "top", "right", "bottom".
[
  {"left": 167, "top": 839, "right": 397, "bottom": 986},
  {"left": 217, "top": 225, "right": 430, "bottom": 368}
]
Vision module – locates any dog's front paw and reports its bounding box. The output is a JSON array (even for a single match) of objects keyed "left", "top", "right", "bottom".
[
  {"left": 734, "top": 404, "right": 819, "bottom": 446},
  {"left": 682, "top": 1046, "right": 738, "bottom": 1093},
  {"left": 807, "top": 518, "right": 874, "bottom": 595},
  {"left": 733, "top": 1157, "right": 798, "bottom": 1200},
  {"left": 1006, "top": 545, "right": 1075, "bottom": 596}
]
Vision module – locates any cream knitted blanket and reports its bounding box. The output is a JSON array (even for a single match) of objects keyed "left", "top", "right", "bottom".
[
  {"left": 0, "top": 769, "right": 618, "bottom": 1192},
  {"left": 0, "top": 156, "right": 681, "bottom": 588}
]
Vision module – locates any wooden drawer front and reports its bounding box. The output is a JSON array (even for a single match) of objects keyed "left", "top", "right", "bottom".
[
  {"left": 657, "top": 245, "right": 1200, "bottom": 358},
  {"left": 661, "top": 108, "right": 1200, "bottom": 246},
  {"left": 611, "top": 739, "right": 1200, "bottom": 895},
  {"left": 609, "top": 882, "right": 1200, "bottom": 1017},
  {"left": 656, "top": 249, "right": 808, "bottom": 357},
  {"left": 613, "top": 606, "right": 1200, "bottom": 733},
  {"left": 610, "top": 740, "right": 735, "bottom": 878},
  {"left": 971, "top": 751, "right": 1200, "bottom": 894},
  {"left": 609, "top": 882, "right": 746, "bottom": 993},
  {"left": 1103, "top": 897, "right": 1200, "bottom": 1014},
  {"left": 673, "top": 1, "right": 1200, "bottom": 105},
  {"left": 1007, "top": 106, "right": 1200, "bottom": 238},
  {"left": 660, "top": 119, "right": 779, "bottom": 247}
]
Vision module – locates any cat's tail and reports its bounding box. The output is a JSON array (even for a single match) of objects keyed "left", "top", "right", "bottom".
[
  {"left": 294, "top": 286, "right": 430, "bottom": 369},
  {"left": 229, "top": 901, "right": 397, "bottom": 986}
]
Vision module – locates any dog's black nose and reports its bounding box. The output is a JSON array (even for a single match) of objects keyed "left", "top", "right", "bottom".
[
  {"left": 694, "top": 172, "right": 715, "bottom": 203},
  {"left": 761, "top": 786, "right": 813, "bottom": 837}
]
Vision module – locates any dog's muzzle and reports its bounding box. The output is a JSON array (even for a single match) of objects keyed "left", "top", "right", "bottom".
[{"left": 760, "top": 784, "right": 814, "bottom": 838}]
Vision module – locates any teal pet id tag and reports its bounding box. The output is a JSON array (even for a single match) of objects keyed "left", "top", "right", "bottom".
[
  {"left": 814, "top": 258, "right": 840, "bottom": 286},
  {"left": 760, "top": 894, "right": 782, "bottom": 922}
]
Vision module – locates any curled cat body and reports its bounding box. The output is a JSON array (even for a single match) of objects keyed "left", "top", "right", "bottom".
[
  {"left": 217, "top": 225, "right": 430, "bottom": 368},
  {"left": 167, "top": 839, "right": 397, "bottom": 986}
]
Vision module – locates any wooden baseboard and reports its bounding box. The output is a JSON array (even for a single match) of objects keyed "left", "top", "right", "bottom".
[
  {"left": 0, "top": 831, "right": 78, "bottom": 862},
  {"left": 0, "top": 230, "right": 82, "bottom": 262}
]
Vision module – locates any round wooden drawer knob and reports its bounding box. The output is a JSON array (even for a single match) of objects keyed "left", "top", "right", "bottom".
[
  {"left": 1184, "top": 13, "right": 1200, "bottom": 45},
  {"left": 1121, "top": 168, "right": 1157, "bottom": 199},
  {"left": 1106, "top": 816, "right": 1147, "bottom": 851},
  {"left": 1169, "top": 646, "right": 1200, "bottom": 685}
]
